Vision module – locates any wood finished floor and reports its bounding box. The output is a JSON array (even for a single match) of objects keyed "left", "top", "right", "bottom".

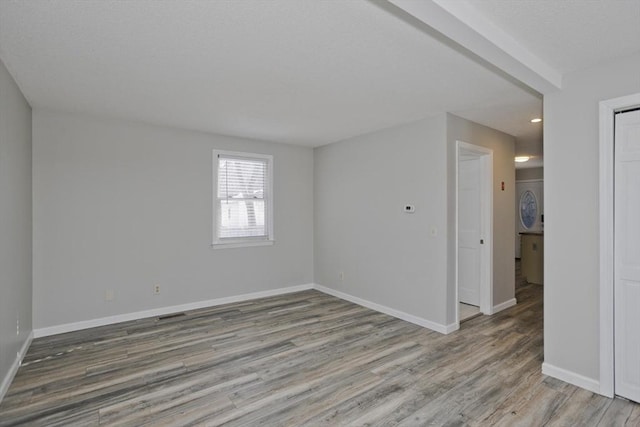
[{"left": 1, "top": 282, "right": 639, "bottom": 426}]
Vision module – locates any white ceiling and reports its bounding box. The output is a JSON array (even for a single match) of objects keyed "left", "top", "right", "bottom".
[
  {"left": 0, "top": 1, "right": 637, "bottom": 155},
  {"left": 465, "top": 0, "right": 640, "bottom": 75}
]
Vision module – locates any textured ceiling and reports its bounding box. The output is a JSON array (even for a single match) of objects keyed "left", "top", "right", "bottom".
[
  {"left": 465, "top": 0, "right": 640, "bottom": 75},
  {"left": 0, "top": 0, "right": 541, "bottom": 147},
  {"left": 2, "top": 0, "right": 635, "bottom": 154}
]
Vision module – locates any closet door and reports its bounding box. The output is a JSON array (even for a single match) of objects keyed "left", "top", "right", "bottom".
[
  {"left": 614, "top": 109, "right": 640, "bottom": 403},
  {"left": 458, "top": 157, "right": 481, "bottom": 306}
]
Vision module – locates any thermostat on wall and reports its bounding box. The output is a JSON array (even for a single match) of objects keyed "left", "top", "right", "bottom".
[{"left": 403, "top": 204, "right": 415, "bottom": 213}]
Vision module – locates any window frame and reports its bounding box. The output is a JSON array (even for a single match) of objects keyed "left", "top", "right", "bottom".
[{"left": 212, "top": 149, "right": 274, "bottom": 249}]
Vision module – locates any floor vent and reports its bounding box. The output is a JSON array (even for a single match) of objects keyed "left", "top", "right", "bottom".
[{"left": 157, "top": 312, "right": 186, "bottom": 321}]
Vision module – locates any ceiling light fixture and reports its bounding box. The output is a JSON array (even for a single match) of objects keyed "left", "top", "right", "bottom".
[
  {"left": 530, "top": 118, "right": 542, "bottom": 123},
  {"left": 515, "top": 156, "right": 530, "bottom": 163}
]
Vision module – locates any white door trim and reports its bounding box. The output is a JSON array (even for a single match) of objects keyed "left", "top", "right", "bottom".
[
  {"left": 456, "top": 140, "right": 493, "bottom": 320},
  {"left": 599, "top": 92, "right": 640, "bottom": 398}
]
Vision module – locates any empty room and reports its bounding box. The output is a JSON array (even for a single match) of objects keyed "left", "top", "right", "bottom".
[{"left": 1, "top": 0, "right": 640, "bottom": 425}]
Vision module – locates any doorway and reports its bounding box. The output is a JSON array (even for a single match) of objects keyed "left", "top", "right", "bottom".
[
  {"left": 599, "top": 93, "right": 640, "bottom": 402},
  {"left": 456, "top": 141, "right": 493, "bottom": 322}
]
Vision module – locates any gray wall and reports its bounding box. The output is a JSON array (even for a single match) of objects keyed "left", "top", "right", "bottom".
[
  {"left": 544, "top": 52, "right": 640, "bottom": 382},
  {"left": 314, "top": 115, "right": 450, "bottom": 327},
  {"left": 314, "top": 113, "right": 516, "bottom": 329},
  {"left": 516, "top": 167, "right": 543, "bottom": 181},
  {"left": 32, "top": 109, "right": 314, "bottom": 329},
  {"left": 0, "top": 59, "right": 32, "bottom": 391},
  {"left": 446, "top": 114, "right": 516, "bottom": 325}
]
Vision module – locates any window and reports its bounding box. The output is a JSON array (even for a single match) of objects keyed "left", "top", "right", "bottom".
[
  {"left": 212, "top": 150, "right": 273, "bottom": 248},
  {"left": 519, "top": 190, "right": 538, "bottom": 229}
]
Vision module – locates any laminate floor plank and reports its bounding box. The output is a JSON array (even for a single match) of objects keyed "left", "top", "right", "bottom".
[
  {"left": 1, "top": 268, "right": 639, "bottom": 426},
  {"left": 545, "top": 387, "right": 613, "bottom": 427},
  {"left": 627, "top": 404, "right": 640, "bottom": 426}
]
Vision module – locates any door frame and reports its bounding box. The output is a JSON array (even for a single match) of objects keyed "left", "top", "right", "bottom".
[
  {"left": 598, "top": 92, "right": 640, "bottom": 398},
  {"left": 455, "top": 140, "right": 493, "bottom": 320}
]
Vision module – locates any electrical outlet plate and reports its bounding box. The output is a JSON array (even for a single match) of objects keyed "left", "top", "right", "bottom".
[{"left": 154, "top": 284, "right": 161, "bottom": 295}]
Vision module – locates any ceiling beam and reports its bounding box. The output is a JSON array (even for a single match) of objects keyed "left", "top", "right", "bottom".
[{"left": 386, "top": 0, "right": 562, "bottom": 94}]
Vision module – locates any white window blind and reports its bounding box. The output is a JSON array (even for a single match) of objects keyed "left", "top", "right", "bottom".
[{"left": 214, "top": 152, "right": 272, "bottom": 245}]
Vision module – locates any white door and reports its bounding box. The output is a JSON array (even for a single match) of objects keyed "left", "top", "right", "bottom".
[
  {"left": 515, "top": 180, "right": 543, "bottom": 258},
  {"left": 615, "top": 108, "right": 640, "bottom": 403},
  {"left": 458, "top": 158, "right": 481, "bottom": 306}
]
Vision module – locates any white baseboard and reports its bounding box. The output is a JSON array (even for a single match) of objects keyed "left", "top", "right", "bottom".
[
  {"left": 33, "top": 284, "right": 314, "bottom": 338},
  {"left": 492, "top": 298, "right": 517, "bottom": 314},
  {"left": 0, "top": 330, "right": 34, "bottom": 403},
  {"left": 444, "top": 322, "right": 460, "bottom": 334},
  {"left": 542, "top": 362, "right": 600, "bottom": 394},
  {"left": 33, "top": 282, "right": 455, "bottom": 340},
  {"left": 313, "top": 284, "right": 452, "bottom": 334},
  {"left": 31, "top": 282, "right": 507, "bottom": 340}
]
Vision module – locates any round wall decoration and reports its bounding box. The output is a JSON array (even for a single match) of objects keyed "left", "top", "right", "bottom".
[{"left": 519, "top": 190, "right": 538, "bottom": 229}]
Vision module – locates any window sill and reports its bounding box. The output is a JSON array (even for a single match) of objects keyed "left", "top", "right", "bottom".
[{"left": 211, "top": 239, "right": 275, "bottom": 250}]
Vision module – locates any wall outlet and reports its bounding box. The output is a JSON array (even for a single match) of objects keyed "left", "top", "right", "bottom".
[
  {"left": 105, "top": 289, "right": 115, "bottom": 301},
  {"left": 339, "top": 271, "right": 344, "bottom": 281},
  {"left": 154, "top": 284, "right": 161, "bottom": 295}
]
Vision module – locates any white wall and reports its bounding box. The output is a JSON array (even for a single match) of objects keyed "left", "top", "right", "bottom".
[
  {"left": 32, "top": 110, "right": 314, "bottom": 329},
  {"left": 516, "top": 167, "right": 543, "bottom": 181},
  {"left": 0, "top": 59, "right": 32, "bottom": 396},
  {"left": 314, "top": 115, "right": 450, "bottom": 328},
  {"left": 447, "top": 114, "right": 516, "bottom": 324},
  {"left": 544, "top": 52, "right": 640, "bottom": 383}
]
